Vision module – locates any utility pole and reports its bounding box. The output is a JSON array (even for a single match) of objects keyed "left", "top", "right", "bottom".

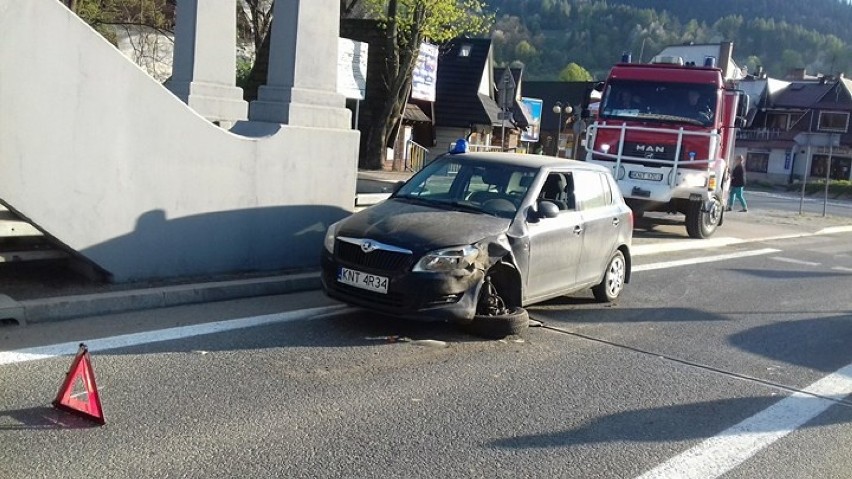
[
  {"left": 499, "top": 68, "right": 515, "bottom": 152},
  {"left": 823, "top": 133, "right": 835, "bottom": 217}
]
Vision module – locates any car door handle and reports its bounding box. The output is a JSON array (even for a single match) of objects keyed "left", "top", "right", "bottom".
[{"left": 573, "top": 225, "right": 584, "bottom": 235}]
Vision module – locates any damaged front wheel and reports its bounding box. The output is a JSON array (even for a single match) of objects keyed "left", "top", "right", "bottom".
[
  {"left": 463, "top": 307, "right": 529, "bottom": 339},
  {"left": 460, "top": 276, "right": 529, "bottom": 339}
]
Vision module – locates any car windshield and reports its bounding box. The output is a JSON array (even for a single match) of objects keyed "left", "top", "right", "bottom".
[
  {"left": 600, "top": 80, "right": 718, "bottom": 126},
  {"left": 394, "top": 157, "right": 538, "bottom": 218}
]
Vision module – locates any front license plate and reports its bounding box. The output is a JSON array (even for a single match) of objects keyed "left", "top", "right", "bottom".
[
  {"left": 629, "top": 171, "right": 664, "bottom": 181},
  {"left": 337, "top": 267, "right": 388, "bottom": 294}
]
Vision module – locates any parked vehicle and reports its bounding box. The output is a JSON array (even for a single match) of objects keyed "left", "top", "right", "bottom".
[
  {"left": 321, "top": 151, "right": 633, "bottom": 336},
  {"left": 584, "top": 53, "right": 749, "bottom": 238}
]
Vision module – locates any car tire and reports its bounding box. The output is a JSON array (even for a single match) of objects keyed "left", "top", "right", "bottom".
[
  {"left": 462, "top": 307, "right": 529, "bottom": 339},
  {"left": 592, "top": 250, "right": 626, "bottom": 302}
]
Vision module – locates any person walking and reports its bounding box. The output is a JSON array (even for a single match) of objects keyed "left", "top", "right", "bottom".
[{"left": 727, "top": 155, "right": 748, "bottom": 212}]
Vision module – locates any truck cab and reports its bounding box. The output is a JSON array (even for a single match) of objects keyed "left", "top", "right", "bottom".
[{"left": 584, "top": 55, "right": 748, "bottom": 238}]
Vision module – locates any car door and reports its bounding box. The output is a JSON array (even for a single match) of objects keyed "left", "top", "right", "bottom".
[
  {"left": 525, "top": 171, "right": 584, "bottom": 301},
  {"left": 573, "top": 170, "right": 622, "bottom": 285}
]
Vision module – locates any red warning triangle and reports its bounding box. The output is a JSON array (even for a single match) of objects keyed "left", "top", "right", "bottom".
[{"left": 52, "top": 343, "right": 105, "bottom": 425}]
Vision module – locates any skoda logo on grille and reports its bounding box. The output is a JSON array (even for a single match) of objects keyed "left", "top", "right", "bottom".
[{"left": 360, "top": 240, "right": 377, "bottom": 253}]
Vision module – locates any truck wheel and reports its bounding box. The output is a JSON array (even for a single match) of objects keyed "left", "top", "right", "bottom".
[
  {"left": 593, "top": 250, "right": 626, "bottom": 302},
  {"left": 685, "top": 198, "right": 722, "bottom": 239}
]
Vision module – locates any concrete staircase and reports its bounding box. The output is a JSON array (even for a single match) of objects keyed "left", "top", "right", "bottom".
[{"left": 0, "top": 205, "right": 68, "bottom": 263}]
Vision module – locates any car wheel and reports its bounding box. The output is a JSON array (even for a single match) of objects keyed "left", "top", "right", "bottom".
[
  {"left": 592, "top": 250, "right": 626, "bottom": 302},
  {"left": 462, "top": 307, "right": 529, "bottom": 339}
]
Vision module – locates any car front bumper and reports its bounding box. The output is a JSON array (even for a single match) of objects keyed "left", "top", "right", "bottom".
[{"left": 320, "top": 252, "right": 483, "bottom": 322}]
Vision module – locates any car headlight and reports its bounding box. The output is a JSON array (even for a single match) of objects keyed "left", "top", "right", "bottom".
[
  {"left": 413, "top": 245, "right": 479, "bottom": 272},
  {"left": 323, "top": 221, "right": 342, "bottom": 253}
]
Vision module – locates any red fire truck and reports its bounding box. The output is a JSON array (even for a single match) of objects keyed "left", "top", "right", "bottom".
[{"left": 583, "top": 54, "right": 749, "bottom": 238}]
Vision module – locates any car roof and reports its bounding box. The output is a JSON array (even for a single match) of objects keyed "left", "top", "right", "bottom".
[{"left": 447, "top": 152, "right": 610, "bottom": 173}]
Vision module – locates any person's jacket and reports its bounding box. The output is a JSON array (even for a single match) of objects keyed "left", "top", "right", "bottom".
[{"left": 730, "top": 164, "right": 746, "bottom": 188}]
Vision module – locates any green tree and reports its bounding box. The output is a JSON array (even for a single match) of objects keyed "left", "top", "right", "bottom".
[
  {"left": 743, "top": 55, "right": 763, "bottom": 76},
  {"left": 780, "top": 49, "right": 805, "bottom": 72},
  {"left": 558, "top": 62, "right": 593, "bottom": 81},
  {"left": 352, "top": 0, "right": 493, "bottom": 169},
  {"left": 514, "top": 40, "right": 538, "bottom": 62},
  {"left": 62, "top": 0, "right": 173, "bottom": 44}
]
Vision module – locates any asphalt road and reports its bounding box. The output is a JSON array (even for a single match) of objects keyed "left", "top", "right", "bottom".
[{"left": 1, "top": 195, "right": 850, "bottom": 479}]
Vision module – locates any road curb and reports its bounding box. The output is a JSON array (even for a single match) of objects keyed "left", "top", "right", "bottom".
[{"left": 19, "top": 272, "right": 321, "bottom": 324}]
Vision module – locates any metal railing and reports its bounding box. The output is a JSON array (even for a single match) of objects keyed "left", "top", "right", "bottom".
[
  {"left": 737, "top": 128, "right": 784, "bottom": 141},
  {"left": 468, "top": 144, "right": 505, "bottom": 153},
  {"left": 404, "top": 140, "right": 429, "bottom": 172},
  {"left": 585, "top": 122, "right": 721, "bottom": 187}
]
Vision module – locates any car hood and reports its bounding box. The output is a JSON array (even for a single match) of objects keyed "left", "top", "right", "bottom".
[{"left": 338, "top": 198, "right": 512, "bottom": 252}]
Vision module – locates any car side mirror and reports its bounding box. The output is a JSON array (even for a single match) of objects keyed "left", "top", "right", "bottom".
[
  {"left": 536, "top": 200, "right": 560, "bottom": 219},
  {"left": 392, "top": 180, "right": 405, "bottom": 194}
]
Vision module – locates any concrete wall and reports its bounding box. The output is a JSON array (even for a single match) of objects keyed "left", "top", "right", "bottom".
[{"left": 0, "top": 1, "right": 359, "bottom": 282}]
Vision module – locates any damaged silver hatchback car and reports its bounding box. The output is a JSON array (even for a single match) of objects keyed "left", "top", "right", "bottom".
[{"left": 321, "top": 151, "right": 633, "bottom": 325}]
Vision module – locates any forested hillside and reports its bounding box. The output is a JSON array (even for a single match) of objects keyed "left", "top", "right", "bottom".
[{"left": 486, "top": 0, "right": 852, "bottom": 80}]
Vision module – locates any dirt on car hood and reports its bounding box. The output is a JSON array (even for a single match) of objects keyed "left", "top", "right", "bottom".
[{"left": 338, "top": 198, "right": 512, "bottom": 253}]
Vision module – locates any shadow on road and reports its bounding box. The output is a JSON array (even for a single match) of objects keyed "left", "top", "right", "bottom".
[
  {"left": 527, "top": 301, "right": 730, "bottom": 324},
  {"left": 729, "top": 267, "right": 850, "bottom": 280},
  {"left": 729, "top": 315, "right": 852, "bottom": 373},
  {"left": 488, "top": 395, "right": 850, "bottom": 449},
  {"left": 0, "top": 406, "right": 99, "bottom": 431}
]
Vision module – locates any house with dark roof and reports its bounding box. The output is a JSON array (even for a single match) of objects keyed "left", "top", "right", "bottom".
[
  {"left": 735, "top": 73, "right": 852, "bottom": 184},
  {"left": 491, "top": 66, "right": 536, "bottom": 151},
  {"left": 428, "top": 37, "right": 502, "bottom": 161}
]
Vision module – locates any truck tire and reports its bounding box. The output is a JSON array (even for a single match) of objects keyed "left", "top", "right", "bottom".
[{"left": 685, "top": 197, "right": 722, "bottom": 239}]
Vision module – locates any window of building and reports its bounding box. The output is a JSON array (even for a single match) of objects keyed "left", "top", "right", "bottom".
[
  {"left": 746, "top": 152, "right": 769, "bottom": 173},
  {"left": 766, "top": 113, "right": 791, "bottom": 130},
  {"left": 817, "top": 111, "right": 849, "bottom": 133},
  {"left": 811, "top": 155, "right": 852, "bottom": 180}
]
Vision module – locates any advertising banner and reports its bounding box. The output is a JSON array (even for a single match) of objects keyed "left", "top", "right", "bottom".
[
  {"left": 520, "top": 97, "right": 543, "bottom": 142},
  {"left": 338, "top": 38, "right": 368, "bottom": 100},
  {"left": 411, "top": 43, "right": 438, "bottom": 102}
]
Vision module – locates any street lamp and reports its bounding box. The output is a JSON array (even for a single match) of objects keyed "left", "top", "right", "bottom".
[{"left": 552, "top": 102, "right": 573, "bottom": 156}]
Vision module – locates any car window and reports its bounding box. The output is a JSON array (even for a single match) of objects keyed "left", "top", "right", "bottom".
[
  {"left": 573, "top": 170, "right": 608, "bottom": 210},
  {"left": 394, "top": 157, "right": 537, "bottom": 218},
  {"left": 537, "top": 172, "right": 576, "bottom": 211},
  {"left": 420, "top": 162, "right": 455, "bottom": 197},
  {"left": 466, "top": 167, "right": 497, "bottom": 196}
]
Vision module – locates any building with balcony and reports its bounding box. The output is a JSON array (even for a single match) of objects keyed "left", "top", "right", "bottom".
[{"left": 735, "top": 71, "right": 852, "bottom": 185}]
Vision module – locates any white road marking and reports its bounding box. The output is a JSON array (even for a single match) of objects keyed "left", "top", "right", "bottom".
[
  {"left": 632, "top": 238, "right": 745, "bottom": 256},
  {"left": 633, "top": 248, "right": 781, "bottom": 272},
  {"left": 770, "top": 257, "right": 821, "bottom": 267},
  {"left": 635, "top": 362, "right": 852, "bottom": 479},
  {"left": 0, "top": 305, "right": 349, "bottom": 366},
  {"left": 832, "top": 266, "right": 852, "bottom": 272},
  {"left": 817, "top": 225, "right": 852, "bottom": 235},
  {"left": 632, "top": 226, "right": 852, "bottom": 258}
]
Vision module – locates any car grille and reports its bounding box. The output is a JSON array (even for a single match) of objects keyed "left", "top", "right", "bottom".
[{"left": 336, "top": 241, "right": 413, "bottom": 273}]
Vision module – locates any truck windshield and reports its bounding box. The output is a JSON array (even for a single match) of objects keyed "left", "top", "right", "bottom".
[{"left": 600, "top": 80, "right": 717, "bottom": 127}]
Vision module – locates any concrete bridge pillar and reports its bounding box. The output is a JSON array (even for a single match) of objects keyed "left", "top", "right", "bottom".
[
  {"left": 249, "top": 0, "right": 350, "bottom": 129},
  {"left": 167, "top": 0, "right": 247, "bottom": 127}
]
